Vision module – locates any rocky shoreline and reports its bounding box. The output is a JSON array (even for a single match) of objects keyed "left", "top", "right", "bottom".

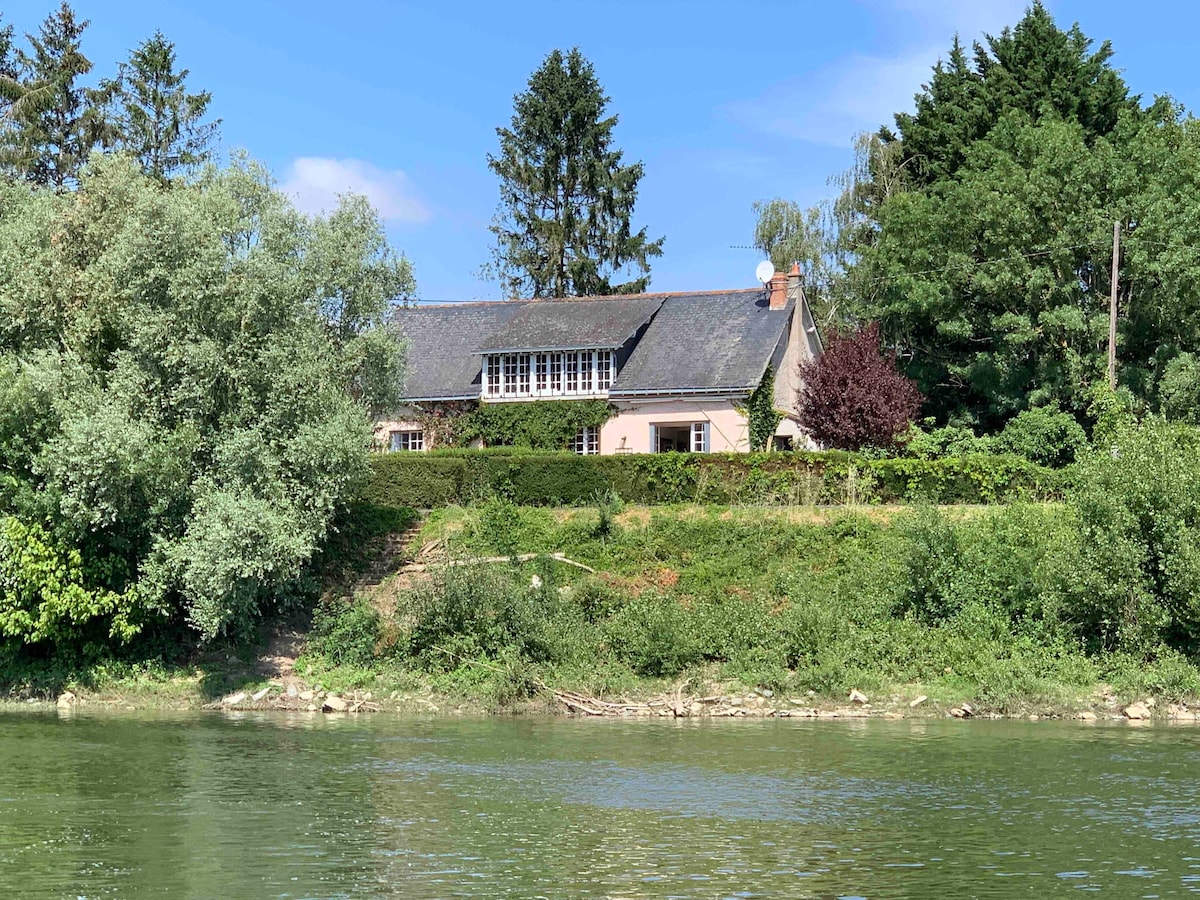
[{"left": 38, "top": 684, "right": 1200, "bottom": 725}]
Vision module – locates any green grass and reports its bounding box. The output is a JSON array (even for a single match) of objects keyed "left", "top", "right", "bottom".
[{"left": 296, "top": 499, "right": 1200, "bottom": 715}]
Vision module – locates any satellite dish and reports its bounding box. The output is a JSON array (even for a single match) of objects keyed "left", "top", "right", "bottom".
[{"left": 755, "top": 260, "right": 775, "bottom": 285}]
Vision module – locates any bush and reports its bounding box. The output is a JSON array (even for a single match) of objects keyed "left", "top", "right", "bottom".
[
  {"left": 308, "top": 597, "right": 382, "bottom": 668},
  {"left": 1159, "top": 353, "right": 1200, "bottom": 425},
  {"left": 797, "top": 322, "right": 924, "bottom": 450},
  {"left": 604, "top": 593, "right": 699, "bottom": 677},
  {"left": 1066, "top": 418, "right": 1200, "bottom": 654},
  {"left": 366, "top": 449, "right": 1062, "bottom": 508},
  {"left": 993, "top": 405, "right": 1087, "bottom": 467}
]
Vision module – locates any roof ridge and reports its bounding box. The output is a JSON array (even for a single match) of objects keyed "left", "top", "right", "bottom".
[{"left": 408, "top": 287, "right": 762, "bottom": 308}]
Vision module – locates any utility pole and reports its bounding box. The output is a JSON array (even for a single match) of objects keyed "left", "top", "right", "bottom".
[{"left": 1108, "top": 220, "right": 1120, "bottom": 390}]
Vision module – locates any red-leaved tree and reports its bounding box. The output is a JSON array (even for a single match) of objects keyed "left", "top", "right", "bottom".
[{"left": 798, "top": 322, "right": 923, "bottom": 450}]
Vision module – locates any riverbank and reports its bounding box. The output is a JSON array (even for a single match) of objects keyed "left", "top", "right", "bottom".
[
  {"left": 12, "top": 668, "right": 1200, "bottom": 725},
  {"left": 14, "top": 482, "right": 1200, "bottom": 720}
]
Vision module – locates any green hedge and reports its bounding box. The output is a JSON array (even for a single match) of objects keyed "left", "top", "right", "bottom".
[{"left": 366, "top": 450, "right": 1065, "bottom": 508}]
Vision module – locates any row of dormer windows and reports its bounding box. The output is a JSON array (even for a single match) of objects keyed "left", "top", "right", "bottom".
[{"left": 483, "top": 350, "right": 614, "bottom": 399}]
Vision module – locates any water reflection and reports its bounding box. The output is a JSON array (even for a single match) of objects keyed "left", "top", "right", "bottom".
[{"left": 2, "top": 714, "right": 1200, "bottom": 897}]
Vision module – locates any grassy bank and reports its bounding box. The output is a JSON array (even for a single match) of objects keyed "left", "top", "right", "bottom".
[{"left": 290, "top": 497, "right": 1200, "bottom": 718}]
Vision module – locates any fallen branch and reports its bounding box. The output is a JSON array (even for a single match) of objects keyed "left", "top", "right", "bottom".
[{"left": 402, "top": 552, "right": 595, "bottom": 574}]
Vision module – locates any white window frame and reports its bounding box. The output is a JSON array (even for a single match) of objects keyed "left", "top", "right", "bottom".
[
  {"left": 482, "top": 349, "right": 617, "bottom": 400},
  {"left": 650, "top": 422, "right": 709, "bottom": 453},
  {"left": 389, "top": 429, "right": 425, "bottom": 452},
  {"left": 570, "top": 425, "right": 600, "bottom": 455}
]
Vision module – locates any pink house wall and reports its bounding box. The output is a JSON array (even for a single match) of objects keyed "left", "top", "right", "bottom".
[{"left": 599, "top": 398, "right": 750, "bottom": 454}]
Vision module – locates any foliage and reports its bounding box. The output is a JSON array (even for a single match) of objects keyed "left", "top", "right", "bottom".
[
  {"left": 1158, "top": 352, "right": 1200, "bottom": 425},
  {"left": 805, "top": 3, "right": 1200, "bottom": 428},
  {"left": 92, "top": 30, "right": 219, "bottom": 180},
  {"left": 992, "top": 405, "right": 1087, "bottom": 467},
  {"left": 899, "top": 421, "right": 991, "bottom": 459},
  {"left": 460, "top": 399, "right": 613, "bottom": 449},
  {"left": 891, "top": 4, "right": 1138, "bottom": 188},
  {"left": 0, "top": 2, "right": 97, "bottom": 188},
  {"left": 309, "top": 501, "right": 1195, "bottom": 709},
  {"left": 742, "top": 367, "right": 782, "bottom": 452},
  {"left": 797, "top": 322, "right": 923, "bottom": 450},
  {"left": 0, "top": 516, "right": 143, "bottom": 653},
  {"left": 1066, "top": 418, "right": 1200, "bottom": 653},
  {"left": 366, "top": 448, "right": 1062, "bottom": 509},
  {"left": 308, "top": 597, "right": 382, "bottom": 669},
  {"left": 485, "top": 47, "right": 664, "bottom": 298},
  {"left": 0, "top": 155, "right": 412, "bottom": 649}
]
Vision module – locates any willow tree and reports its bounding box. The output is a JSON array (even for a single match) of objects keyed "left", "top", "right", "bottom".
[{"left": 486, "top": 48, "right": 663, "bottom": 298}]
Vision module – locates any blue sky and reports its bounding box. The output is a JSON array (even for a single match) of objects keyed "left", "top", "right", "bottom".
[{"left": 7, "top": 1, "right": 1199, "bottom": 301}]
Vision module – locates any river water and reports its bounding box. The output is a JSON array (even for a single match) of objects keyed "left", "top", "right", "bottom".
[{"left": 2, "top": 712, "right": 1200, "bottom": 898}]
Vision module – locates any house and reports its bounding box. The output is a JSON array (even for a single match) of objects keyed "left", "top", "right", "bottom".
[{"left": 375, "top": 266, "right": 822, "bottom": 454}]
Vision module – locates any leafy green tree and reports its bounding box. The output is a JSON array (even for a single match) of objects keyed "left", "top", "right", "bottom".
[
  {"left": 486, "top": 48, "right": 663, "bottom": 298},
  {"left": 0, "top": 2, "right": 98, "bottom": 188},
  {"left": 892, "top": 3, "right": 1138, "bottom": 188},
  {"left": 0, "top": 154, "right": 413, "bottom": 649},
  {"left": 93, "top": 31, "right": 220, "bottom": 180}
]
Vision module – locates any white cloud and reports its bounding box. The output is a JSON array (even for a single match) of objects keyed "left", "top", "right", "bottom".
[
  {"left": 279, "top": 157, "right": 430, "bottom": 224},
  {"left": 732, "top": 0, "right": 1030, "bottom": 147}
]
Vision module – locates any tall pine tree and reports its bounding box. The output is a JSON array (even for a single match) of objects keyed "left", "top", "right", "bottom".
[
  {"left": 94, "top": 31, "right": 220, "bottom": 181},
  {"left": 0, "top": 2, "right": 97, "bottom": 189},
  {"left": 486, "top": 48, "right": 663, "bottom": 298}
]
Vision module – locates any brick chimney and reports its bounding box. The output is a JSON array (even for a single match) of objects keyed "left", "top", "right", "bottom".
[
  {"left": 786, "top": 263, "right": 804, "bottom": 305},
  {"left": 768, "top": 271, "right": 788, "bottom": 310}
]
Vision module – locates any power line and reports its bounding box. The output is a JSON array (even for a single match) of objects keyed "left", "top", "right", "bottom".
[{"left": 731, "top": 240, "right": 1111, "bottom": 291}]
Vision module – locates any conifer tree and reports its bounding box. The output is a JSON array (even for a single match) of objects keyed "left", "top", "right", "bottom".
[
  {"left": 0, "top": 2, "right": 97, "bottom": 188},
  {"left": 487, "top": 48, "right": 663, "bottom": 298},
  {"left": 94, "top": 31, "right": 220, "bottom": 181}
]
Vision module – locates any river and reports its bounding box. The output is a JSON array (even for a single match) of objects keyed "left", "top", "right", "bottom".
[{"left": 2, "top": 711, "right": 1199, "bottom": 897}]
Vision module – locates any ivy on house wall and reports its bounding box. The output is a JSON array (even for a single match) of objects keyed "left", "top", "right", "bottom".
[
  {"left": 461, "top": 400, "right": 614, "bottom": 449},
  {"left": 406, "top": 401, "right": 478, "bottom": 449},
  {"left": 743, "top": 368, "right": 783, "bottom": 451}
]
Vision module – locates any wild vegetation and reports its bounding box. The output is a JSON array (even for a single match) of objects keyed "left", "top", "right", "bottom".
[{"left": 299, "top": 414, "right": 1200, "bottom": 712}]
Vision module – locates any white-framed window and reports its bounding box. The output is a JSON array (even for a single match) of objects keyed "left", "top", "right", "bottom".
[
  {"left": 565, "top": 352, "right": 579, "bottom": 392},
  {"left": 482, "top": 350, "right": 617, "bottom": 399},
  {"left": 598, "top": 351, "right": 613, "bottom": 390},
  {"left": 486, "top": 356, "right": 500, "bottom": 396},
  {"left": 571, "top": 425, "right": 600, "bottom": 455},
  {"left": 651, "top": 422, "right": 709, "bottom": 453},
  {"left": 580, "top": 350, "right": 594, "bottom": 393},
  {"left": 503, "top": 355, "right": 518, "bottom": 394},
  {"left": 518, "top": 354, "right": 531, "bottom": 394},
  {"left": 389, "top": 429, "right": 424, "bottom": 452}
]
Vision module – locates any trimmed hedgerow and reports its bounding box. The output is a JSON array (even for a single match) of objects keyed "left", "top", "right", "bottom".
[{"left": 365, "top": 450, "right": 1064, "bottom": 508}]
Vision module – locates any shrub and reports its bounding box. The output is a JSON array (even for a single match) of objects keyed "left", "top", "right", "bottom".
[
  {"left": 1066, "top": 418, "right": 1200, "bottom": 653},
  {"left": 603, "top": 594, "right": 699, "bottom": 677},
  {"left": 1158, "top": 353, "right": 1200, "bottom": 425},
  {"left": 366, "top": 455, "right": 465, "bottom": 508},
  {"left": 900, "top": 421, "right": 992, "bottom": 458},
  {"left": 993, "top": 405, "right": 1087, "bottom": 467},
  {"left": 308, "top": 598, "right": 382, "bottom": 668},
  {"left": 797, "top": 321, "right": 924, "bottom": 450},
  {"left": 365, "top": 450, "right": 1062, "bottom": 509}
]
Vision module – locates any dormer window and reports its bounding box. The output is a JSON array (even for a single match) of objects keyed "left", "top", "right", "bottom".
[{"left": 482, "top": 350, "right": 615, "bottom": 399}]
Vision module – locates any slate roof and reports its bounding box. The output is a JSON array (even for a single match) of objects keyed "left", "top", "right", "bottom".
[
  {"left": 475, "top": 296, "right": 666, "bottom": 353},
  {"left": 390, "top": 301, "right": 529, "bottom": 400},
  {"left": 389, "top": 287, "right": 793, "bottom": 402},
  {"left": 608, "top": 289, "right": 791, "bottom": 396}
]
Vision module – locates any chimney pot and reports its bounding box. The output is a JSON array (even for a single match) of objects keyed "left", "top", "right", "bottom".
[{"left": 768, "top": 272, "right": 788, "bottom": 310}]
